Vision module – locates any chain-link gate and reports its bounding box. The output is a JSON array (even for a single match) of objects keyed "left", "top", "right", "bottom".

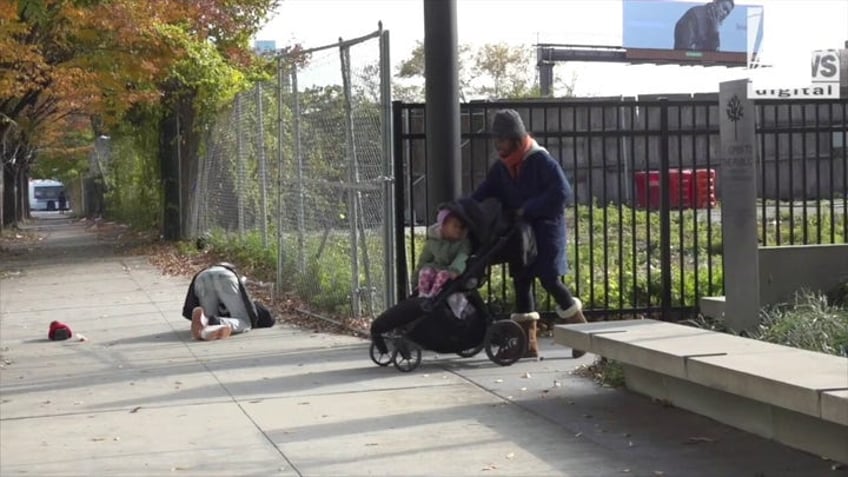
[{"left": 188, "top": 26, "right": 395, "bottom": 321}]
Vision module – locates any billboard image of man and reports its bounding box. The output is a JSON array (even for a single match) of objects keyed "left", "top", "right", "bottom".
[{"left": 674, "top": 0, "right": 735, "bottom": 51}]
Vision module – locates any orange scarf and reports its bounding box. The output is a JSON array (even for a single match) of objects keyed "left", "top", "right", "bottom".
[{"left": 501, "top": 135, "right": 533, "bottom": 179}]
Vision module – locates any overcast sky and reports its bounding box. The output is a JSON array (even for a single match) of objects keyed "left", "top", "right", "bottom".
[{"left": 255, "top": 0, "right": 848, "bottom": 97}]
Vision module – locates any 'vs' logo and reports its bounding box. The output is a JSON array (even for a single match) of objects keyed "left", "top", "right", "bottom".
[{"left": 811, "top": 50, "right": 840, "bottom": 83}]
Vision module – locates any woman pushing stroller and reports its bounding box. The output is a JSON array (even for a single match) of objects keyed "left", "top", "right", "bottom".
[{"left": 472, "top": 109, "right": 589, "bottom": 359}]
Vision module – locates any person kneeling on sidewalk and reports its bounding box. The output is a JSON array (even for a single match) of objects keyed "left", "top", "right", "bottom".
[{"left": 182, "top": 263, "right": 275, "bottom": 341}]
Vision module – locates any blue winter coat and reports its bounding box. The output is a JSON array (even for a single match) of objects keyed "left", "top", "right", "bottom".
[{"left": 471, "top": 141, "right": 573, "bottom": 279}]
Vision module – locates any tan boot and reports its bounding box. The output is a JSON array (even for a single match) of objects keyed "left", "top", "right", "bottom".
[
  {"left": 557, "top": 299, "right": 588, "bottom": 358},
  {"left": 511, "top": 312, "right": 540, "bottom": 359}
]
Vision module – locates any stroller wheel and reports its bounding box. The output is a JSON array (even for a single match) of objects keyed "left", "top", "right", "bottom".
[
  {"left": 457, "top": 343, "right": 484, "bottom": 358},
  {"left": 484, "top": 320, "right": 526, "bottom": 366},
  {"left": 369, "top": 341, "right": 394, "bottom": 367},
  {"left": 392, "top": 339, "right": 422, "bottom": 372}
]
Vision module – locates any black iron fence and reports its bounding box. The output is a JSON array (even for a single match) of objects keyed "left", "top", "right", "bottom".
[{"left": 393, "top": 96, "right": 848, "bottom": 321}]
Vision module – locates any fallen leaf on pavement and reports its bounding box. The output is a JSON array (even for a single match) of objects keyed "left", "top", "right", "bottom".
[{"left": 129, "top": 406, "right": 141, "bottom": 413}]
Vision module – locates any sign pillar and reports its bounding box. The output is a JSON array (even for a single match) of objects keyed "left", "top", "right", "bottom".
[{"left": 719, "top": 79, "right": 760, "bottom": 332}]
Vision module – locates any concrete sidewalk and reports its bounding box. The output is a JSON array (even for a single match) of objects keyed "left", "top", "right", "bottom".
[{"left": 1, "top": 217, "right": 842, "bottom": 476}]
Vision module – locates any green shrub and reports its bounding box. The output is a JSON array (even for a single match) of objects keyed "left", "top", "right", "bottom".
[{"left": 754, "top": 290, "right": 848, "bottom": 357}]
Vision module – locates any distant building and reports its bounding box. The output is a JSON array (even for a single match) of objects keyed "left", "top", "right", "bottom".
[{"left": 254, "top": 40, "right": 277, "bottom": 55}]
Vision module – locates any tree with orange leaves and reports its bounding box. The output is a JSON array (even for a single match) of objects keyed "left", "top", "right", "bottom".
[{"left": 1, "top": 0, "right": 280, "bottom": 228}]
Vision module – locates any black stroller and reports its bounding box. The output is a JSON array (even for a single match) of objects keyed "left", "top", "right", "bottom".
[{"left": 369, "top": 197, "right": 535, "bottom": 372}]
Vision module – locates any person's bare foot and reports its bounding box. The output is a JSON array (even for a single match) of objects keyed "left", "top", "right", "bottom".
[
  {"left": 191, "top": 307, "right": 205, "bottom": 340},
  {"left": 203, "top": 325, "right": 232, "bottom": 341}
]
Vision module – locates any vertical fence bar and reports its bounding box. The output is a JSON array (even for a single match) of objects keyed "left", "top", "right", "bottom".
[
  {"left": 659, "top": 100, "right": 672, "bottom": 320},
  {"left": 801, "top": 104, "right": 809, "bottom": 243},
  {"left": 705, "top": 104, "right": 715, "bottom": 296},
  {"left": 815, "top": 104, "right": 822, "bottom": 244},
  {"left": 236, "top": 93, "right": 246, "bottom": 237},
  {"left": 571, "top": 106, "right": 580, "bottom": 301},
  {"left": 843, "top": 102, "right": 848, "bottom": 241},
  {"left": 586, "top": 106, "right": 596, "bottom": 308},
  {"left": 291, "top": 67, "right": 306, "bottom": 274},
  {"left": 340, "top": 42, "right": 363, "bottom": 317},
  {"left": 276, "top": 57, "right": 286, "bottom": 296},
  {"left": 691, "top": 104, "right": 700, "bottom": 308},
  {"left": 828, "top": 103, "right": 835, "bottom": 244},
  {"left": 616, "top": 104, "right": 625, "bottom": 314},
  {"left": 630, "top": 105, "right": 638, "bottom": 313},
  {"left": 257, "top": 83, "right": 269, "bottom": 248},
  {"left": 759, "top": 104, "right": 768, "bottom": 245},
  {"left": 407, "top": 107, "right": 418, "bottom": 281},
  {"left": 773, "top": 105, "right": 781, "bottom": 245},
  {"left": 380, "top": 27, "right": 396, "bottom": 309},
  {"left": 677, "top": 106, "right": 685, "bottom": 307},
  {"left": 788, "top": 105, "right": 796, "bottom": 243},
  {"left": 601, "top": 106, "right": 610, "bottom": 312},
  {"left": 393, "top": 102, "right": 408, "bottom": 303},
  {"left": 644, "top": 107, "right": 653, "bottom": 309}
]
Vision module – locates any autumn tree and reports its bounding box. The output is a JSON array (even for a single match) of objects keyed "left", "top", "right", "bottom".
[
  {"left": 0, "top": 0, "right": 183, "bottom": 226},
  {"left": 471, "top": 43, "right": 537, "bottom": 99},
  {"left": 394, "top": 40, "right": 474, "bottom": 102},
  {"left": 0, "top": 0, "right": 280, "bottom": 232}
]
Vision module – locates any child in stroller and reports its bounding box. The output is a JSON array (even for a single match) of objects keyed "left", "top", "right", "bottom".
[{"left": 369, "top": 197, "right": 533, "bottom": 372}]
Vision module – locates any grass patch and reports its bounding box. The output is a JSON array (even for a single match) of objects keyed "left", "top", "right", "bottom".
[
  {"left": 753, "top": 290, "right": 848, "bottom": 357},
  {"left": 682, "top": 288, "right": 848, "bottom": 357}
]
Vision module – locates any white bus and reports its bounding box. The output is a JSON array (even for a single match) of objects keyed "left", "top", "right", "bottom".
[{"left": 29, "top": 179, "right": 68, "bottom": 212}]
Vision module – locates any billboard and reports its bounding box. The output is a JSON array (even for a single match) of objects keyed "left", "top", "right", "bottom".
[{"left": 623, "top": 0, "right": 763, "bottom": 58}]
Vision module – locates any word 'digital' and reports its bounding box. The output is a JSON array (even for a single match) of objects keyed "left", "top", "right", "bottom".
[{"left": 748, "top": 50, "right": 841, "bottom": 99}]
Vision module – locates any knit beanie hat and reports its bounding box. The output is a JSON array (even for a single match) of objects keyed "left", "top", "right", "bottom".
[
  {"left": 436, "top": 208, "right": 451, "bottom": 227},
  {"left": 48, "top": 321, "right": 72, "bottom": 341},
  {"left": 491, "top": 109, "right": 527, "bottom": 140}
]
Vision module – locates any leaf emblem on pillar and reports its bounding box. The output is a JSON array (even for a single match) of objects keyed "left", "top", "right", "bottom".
[{"left": 726, "top": 94, "right": 744, "bottom": 140}]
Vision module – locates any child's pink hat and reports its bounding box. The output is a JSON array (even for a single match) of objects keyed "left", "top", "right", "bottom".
[{"left": 436, "top": 208, "right": 451, "bottom": 226}]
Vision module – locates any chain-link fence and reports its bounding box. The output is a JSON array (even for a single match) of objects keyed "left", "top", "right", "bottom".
[{"left": 188, "top": 27, "right": 395, "bottom": 320}]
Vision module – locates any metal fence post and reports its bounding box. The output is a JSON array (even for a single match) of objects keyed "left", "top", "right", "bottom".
[
  {"left": 236, "top": 93, "right": 245, "bottom": 237},
  {"left": 340, "top": 42, "right": 363, "bottom": 317},
  {"left": 291, "top": 67, "right": 306, "bottom": 274},
  {"left": 257, "top": 83, "right": 269, "bottom": 248},
  {"left": 659, "top": 99, "right": 673, "bottom": 320},
  {"left": 276, "top": 56, "right": 286, "bottom": 296},
  {"left": 380, "top": 24, "right": 396, "bottom": 310}
]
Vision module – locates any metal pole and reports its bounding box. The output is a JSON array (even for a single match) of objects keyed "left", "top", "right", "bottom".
[
  {"left": 392, "top": 101, "right": 409, "bottom": 303},
  {"left": 276, "top": 56, "right": 286, "bottom": 296},
  {"left": 340, "top": 42, "right": 362, "bottom": 317},
  {"left": 380, "top": 24, "right": 396, "bottom": 309},
  {"left": 538, "top": 47, "right": 554, "bottom": 97},
  {"left": 292, "top": 67, "right": 306, "bottom": 274},
  {"left": 423, "top": 0, "right": 461, "bottom": 214},
  {"left": 236, "top": 94, "right": 245, "bottom": 237},
  {"left": 257, "top": 83, "right": 269, "bottom": 248},
  {"left": 176, "top": 105, "right": 183, "bottom": 239}
]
